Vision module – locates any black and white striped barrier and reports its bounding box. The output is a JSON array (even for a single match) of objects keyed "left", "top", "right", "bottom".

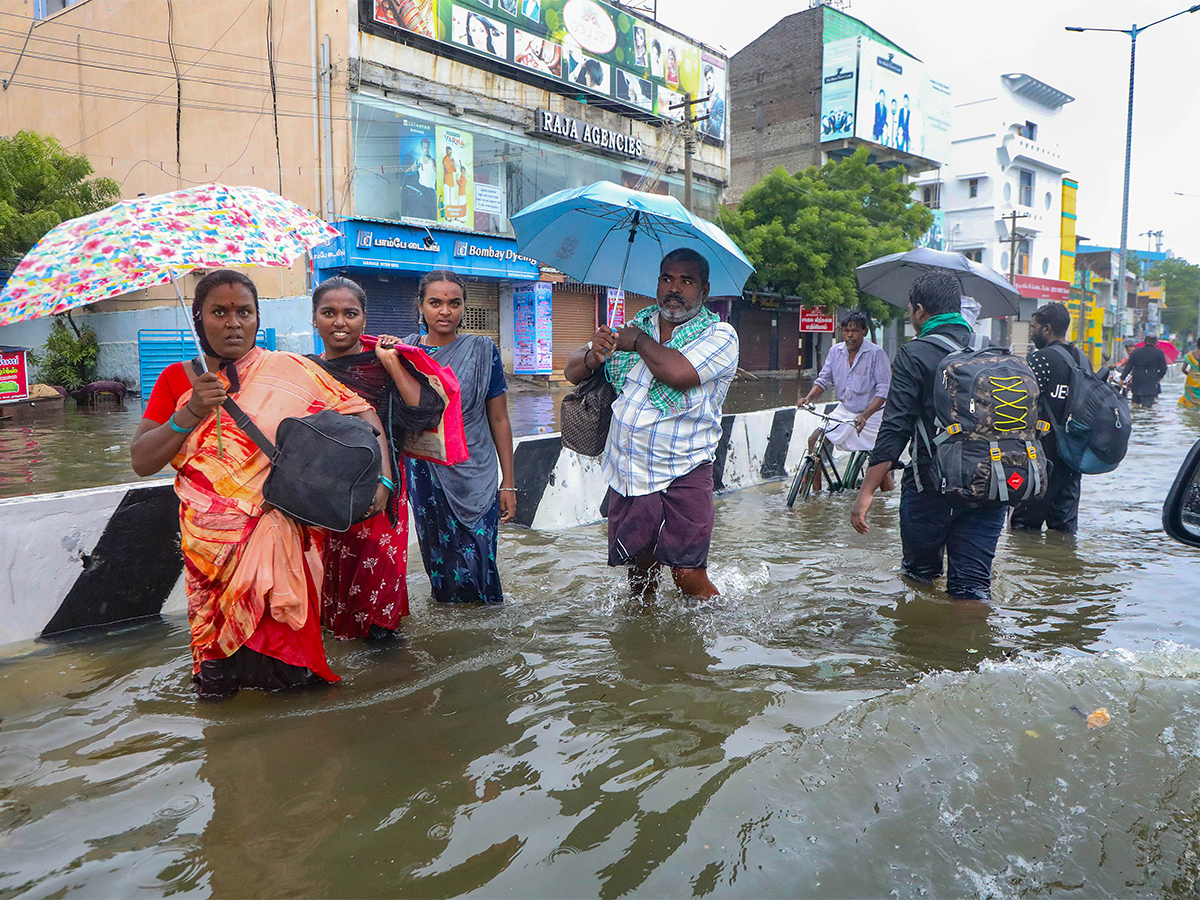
[{"left": 0, "top": 406, "right": 823, "bottom": 648}]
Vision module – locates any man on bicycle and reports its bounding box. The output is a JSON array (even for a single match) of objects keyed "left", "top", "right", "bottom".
[{"left": 798, "top": 310, "right": 891, "bottom": 491}]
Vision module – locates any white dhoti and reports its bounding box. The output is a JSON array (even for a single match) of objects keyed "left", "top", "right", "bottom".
[{"left": 822, "top": 402, "right": 882, "bottom": 452}]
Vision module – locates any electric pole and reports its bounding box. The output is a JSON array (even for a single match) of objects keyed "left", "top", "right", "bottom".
[
  {"left": 1002, "top": 209, "right": 1029, "bottom": 347},
  {"left": 670, "top": 92, "right": 710, "bottom": 213}
]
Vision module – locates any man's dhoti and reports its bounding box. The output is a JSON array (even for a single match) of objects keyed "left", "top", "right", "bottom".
[{"left": 822, "top": 402, "right": 882, "bottom": 452}]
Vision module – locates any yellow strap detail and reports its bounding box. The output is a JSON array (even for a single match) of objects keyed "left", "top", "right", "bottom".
[
  {"left": 990, "top": 446, "right": 1002, "bottom": 461},
  {"left": 989, "top": 375, "right": 1030, "bottom": 432}
]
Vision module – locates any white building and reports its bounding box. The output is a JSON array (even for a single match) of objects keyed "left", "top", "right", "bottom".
[{"left": 913, "top": 73, "right": 1075, "bottom": 350}]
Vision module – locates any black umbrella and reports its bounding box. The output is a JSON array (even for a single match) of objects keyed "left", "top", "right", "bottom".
[{"left": 855, "top": 248, "right": 1022, "bottom": 319}]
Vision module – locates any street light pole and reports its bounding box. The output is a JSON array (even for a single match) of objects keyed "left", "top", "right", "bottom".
[{"left": 1066, "top": 4, "right": 1200, "bottom": 360}]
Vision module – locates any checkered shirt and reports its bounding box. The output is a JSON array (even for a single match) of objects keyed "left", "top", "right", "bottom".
[{"left": 602, "top": 315, "right": 739, "bottom": 497}]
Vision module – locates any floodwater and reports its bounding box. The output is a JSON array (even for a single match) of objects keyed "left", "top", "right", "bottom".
[{"left": 3, "top": 383, "right": 1200, "bottom": 898}]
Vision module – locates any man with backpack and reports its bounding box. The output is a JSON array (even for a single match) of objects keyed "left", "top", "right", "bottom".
[
  {"left": 851, "top": 271, "right": 1046, "bottom": 601},
  {"left": 1011, "top": 303, "right": 1084, "bottom": 534}
]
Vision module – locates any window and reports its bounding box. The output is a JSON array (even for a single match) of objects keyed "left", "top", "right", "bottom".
[
  {"left": 968, "top": 178, "right": 979, "bottom": 199},
  {"left": 1018, "top": 121, "right": 1038, "bottom": 140},
  {"left": 1016, "top": 238, "right": 1030, "bottom": 276},
  {"left": 1018, "top": 170, "right": 1034, "bottom": 207},
  {"left": 35, "top": 0, "right": 82, "bottom": 18},
  {"left": 349, "top": 94, "right": 720, "bottom": 236},
  {"left": 962, "top": 248, "right": 984, "bottom": 263},
  {"left": 922, "top": 183, "right": 941, "bottom": 209}
]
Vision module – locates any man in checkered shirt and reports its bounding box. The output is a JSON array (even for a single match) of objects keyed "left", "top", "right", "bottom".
[{"left": 564, "top": 248, "right": 739, "bottom": 601}]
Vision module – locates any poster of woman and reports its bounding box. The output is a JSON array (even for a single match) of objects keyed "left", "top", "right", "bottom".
[{"left": 451, "top": 5, "right": 507, "bottom": 58}]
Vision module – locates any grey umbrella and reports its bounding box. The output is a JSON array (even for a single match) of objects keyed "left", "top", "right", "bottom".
[{"left": 855, "top": 248, "right": 1022, "bottom": 319}]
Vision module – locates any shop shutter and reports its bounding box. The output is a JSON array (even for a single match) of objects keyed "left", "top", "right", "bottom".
[
  {"left": 623, "top": 291, "right": 656, "bottom": 321},
  {"left": 552, "top": 287, "right": 597, "bottom": 374},
  {"left": 778, "top": 311, "right": 800, "bottom": 370},
  {"left": 354, "top": 272, "right": 419, "bottom": 339},
  {"left": 736, "top": 306, "right": 771, "bottom": 371},
  {"left": 462, "top": 281, "right": 501, "bottom": 345}
]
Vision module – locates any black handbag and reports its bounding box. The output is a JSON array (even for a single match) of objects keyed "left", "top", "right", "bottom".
[
  {"left": 221, "top": 398, "right": 382, "bottom": 532},
  {"left": 560, "top": 365, "right": 617, "bottom": 457}
]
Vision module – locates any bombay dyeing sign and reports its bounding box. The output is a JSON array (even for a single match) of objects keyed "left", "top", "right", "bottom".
[{"left": 531, "top": 110, "right": 645, "bottom": 159}]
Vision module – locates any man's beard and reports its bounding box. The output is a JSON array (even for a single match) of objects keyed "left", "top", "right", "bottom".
[
  {"left": 1032, "top": 333, "right": 1048, "bottom": 349},
  {"left": 659, "top": 295, "right": 702, "bottom": 324}
]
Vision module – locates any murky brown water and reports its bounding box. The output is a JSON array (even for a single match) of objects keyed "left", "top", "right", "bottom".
[{"left": 2, "top": 383, "right": 1200, "bottom": 897}]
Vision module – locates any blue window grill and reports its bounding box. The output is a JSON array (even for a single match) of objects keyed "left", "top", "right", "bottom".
[{"left": 137, "top": 328, "right": 276, "bottom": 403}]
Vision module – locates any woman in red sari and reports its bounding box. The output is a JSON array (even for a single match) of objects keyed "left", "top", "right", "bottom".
[
  {"left": 309, "top": 276, "right": 444, "bottom": 640},
  {"left": 131, "top": 270, "right": 392, "bottom": 698}
]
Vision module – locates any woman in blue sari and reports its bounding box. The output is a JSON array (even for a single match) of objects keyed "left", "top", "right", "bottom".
[{"left": 403, "top": 270, "right": 515, "bottom": 604}]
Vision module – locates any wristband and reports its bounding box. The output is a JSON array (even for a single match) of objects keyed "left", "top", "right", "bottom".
[
  {"left": 633, "top": 331, "right": 645, "bottom": 353},
  {"left": 498, "top": 487, "right": 517, "bottom": 492},
  {"left": 167, "top": 413, "right": 196, "bottom": 435},
  {"left": 380, "top": 474, "right": 396, "bottom": 492}
]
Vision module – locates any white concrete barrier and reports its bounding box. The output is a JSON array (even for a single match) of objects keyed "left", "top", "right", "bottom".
[{"left": 0, "top": 406, "right": 826, "bottom": 647}]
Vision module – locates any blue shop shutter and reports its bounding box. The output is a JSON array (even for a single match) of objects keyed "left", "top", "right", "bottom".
[{"left": 137, "top": 328, "right": 275, "bottom": 401}]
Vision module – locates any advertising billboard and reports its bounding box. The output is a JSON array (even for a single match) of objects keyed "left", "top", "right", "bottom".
[
  {"left": 819, "top": 38, "right": 858, "bottom": 143},
  {"left": 435, "top": 125, "right": 474, "bottom": 226},
  {"left": 514, "top": 281, "right": 553, "bottom": 375},
  {"left": 372, "top": 0, "right": 726, "bottom": 140},
  {"left": 842, "top": 37, "right": 951, "bottom": 165}
]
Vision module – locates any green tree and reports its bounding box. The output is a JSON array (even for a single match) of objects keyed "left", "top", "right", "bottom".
[
  {"left": 1157, "top": 257, "right": 1200, "bottom": 338},
  {"left": 717, "top": 148, "right": 933, "bottom": 324},
  {"left": 0, "top": 130, "right": 120, "bottom": 264},
  {"left": 28, "top": 318, "right": 98, "bottom": 390}
]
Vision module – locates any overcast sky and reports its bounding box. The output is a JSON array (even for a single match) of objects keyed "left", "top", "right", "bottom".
[{"left": 653, "top": 0, "right": 1200, "bottom": 269}]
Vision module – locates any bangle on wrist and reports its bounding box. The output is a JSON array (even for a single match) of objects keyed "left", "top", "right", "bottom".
[
  {"left": 498, "top": 487, "right": 517, "bottom": 492},
  {"left": 633, "top": 331, "right": 645, "bottom": 352},
  {"left": 380, "top": 474, "right": 396, "bottom": 492},
  {"left": 584, "top": 347, "right": 596, "bottom": 370},
  {"left": 167, "top": 413, "right": 196, "bottom": 435}
]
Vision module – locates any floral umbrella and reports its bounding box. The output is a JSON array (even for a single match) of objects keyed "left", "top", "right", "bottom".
[{"left": 0, "top": 183, "right": 340, "bottom": 328}]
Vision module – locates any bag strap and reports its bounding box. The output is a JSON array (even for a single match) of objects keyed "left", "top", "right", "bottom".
[{"left": 189, "top": 357, "right": 278, "bottom": 461}]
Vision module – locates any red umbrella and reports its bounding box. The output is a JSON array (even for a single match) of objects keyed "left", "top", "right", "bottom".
[{"left": 1134, "top": 340, "right": 1178, "bottom": 363}]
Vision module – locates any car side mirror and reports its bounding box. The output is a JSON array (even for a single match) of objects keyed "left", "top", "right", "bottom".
[{"left": 1162, "top": 438, "right": 1200, "bottom": 547}]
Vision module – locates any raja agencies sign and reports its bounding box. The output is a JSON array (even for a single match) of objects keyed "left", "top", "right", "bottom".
[{"left": 531, "top": 110, "right": 645, "bottom": 160}]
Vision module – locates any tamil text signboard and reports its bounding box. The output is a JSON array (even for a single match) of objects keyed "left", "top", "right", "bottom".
[
  {"left": 1013, "top": 275, "right": 1071, "bottom": 302},
  {"left": 0, "top": 348, "right": 29, "bottom": 401},
  {"left": 800, "top": 308, "right": 835, "bottom": 333}
]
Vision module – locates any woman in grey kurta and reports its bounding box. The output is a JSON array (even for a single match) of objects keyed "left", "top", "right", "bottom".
[{"left": 404, "top": 270, "right": 516, "bottom": 603}]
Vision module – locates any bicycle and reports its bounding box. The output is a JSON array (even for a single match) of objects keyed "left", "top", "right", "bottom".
[{"left": 786, "top": 405, "right": 870, "bottom": 507}]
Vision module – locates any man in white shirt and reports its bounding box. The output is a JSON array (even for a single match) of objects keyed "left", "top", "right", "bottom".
[{"left": 565, "top": 248, "right": 739, "bottom": 601}]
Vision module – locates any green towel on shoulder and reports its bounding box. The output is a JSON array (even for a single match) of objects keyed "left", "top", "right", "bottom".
[{"left": 605, "top": 305, "right": 718, "bottom": 414}]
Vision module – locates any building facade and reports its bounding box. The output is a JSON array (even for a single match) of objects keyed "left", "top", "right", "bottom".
[
  {"left": 910, "top": 73, "right": 1075, "bottom": 354},
  {"left": 727, "top": 5, "right": 949, "bottom": 371},
  {"left": 0, "top": 0, "right": 728, "bottom": 383}
]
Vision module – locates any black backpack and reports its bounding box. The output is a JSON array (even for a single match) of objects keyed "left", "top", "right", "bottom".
[
  {"left": 914, "top": 333, "right": 1048, "bottom": 505},
  {"left": 1044, "top": 343, "right": 1131, "bottom": 474}
]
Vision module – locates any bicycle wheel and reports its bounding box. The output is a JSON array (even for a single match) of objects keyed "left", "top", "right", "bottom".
[
  {"left": 843, "top": 451, "right": 868, "bottom": 490},
  {"left": 787, "top": 456, "right": 818, "bottom": 507}
]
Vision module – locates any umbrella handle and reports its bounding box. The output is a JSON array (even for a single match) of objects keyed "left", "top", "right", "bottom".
[
  {"left": 610, "top": 210, "right": 641, "bottom": 329},
  {"left": 174, "top": 278, "right": 209, "bottom": 373}
]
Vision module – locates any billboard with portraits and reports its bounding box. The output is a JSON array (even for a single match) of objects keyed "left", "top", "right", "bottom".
[{"left": 371, "top": 0, "right": 726, "bottom": 141}]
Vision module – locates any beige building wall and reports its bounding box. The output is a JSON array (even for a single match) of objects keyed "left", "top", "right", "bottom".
[{"left": 0, "top": 0, "right": 353, "bottom": 303}]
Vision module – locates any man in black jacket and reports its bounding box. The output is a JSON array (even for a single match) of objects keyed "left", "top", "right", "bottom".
[
  {"left": 851, "top": 271, "right": 1007, "bottom": 601},
  {"left": 1010, "top": 302, "right": 1083, "bottom": 534},
  {"left": 1121, "top": 333, "right": 1169, "bottom": 407}
]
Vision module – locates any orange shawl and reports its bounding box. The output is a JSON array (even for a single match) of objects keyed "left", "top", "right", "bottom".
[{"left": 171, "top": 347, "right": 372, "bottom": 671}]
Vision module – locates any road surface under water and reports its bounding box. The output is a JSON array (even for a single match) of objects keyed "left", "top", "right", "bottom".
[{"left": 2, "top": 384, "right": 1199, "bottom": 898}]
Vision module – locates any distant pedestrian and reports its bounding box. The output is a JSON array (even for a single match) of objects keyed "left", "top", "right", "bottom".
[
  {"left": 851, "top": 270, "right": 1007, "bottom": 602},
  {"left": 1180, "top": 337, "right": 1200, "bottom": 409},
  {"left": 798, "top": 310, "right": 891, "bottom": 492},
  {"left": 1011, "top": 303, "right": 1083, "bottom": 534},
  {"left": 1122, "top": 334, "right": 1169, "bottom": 407}
]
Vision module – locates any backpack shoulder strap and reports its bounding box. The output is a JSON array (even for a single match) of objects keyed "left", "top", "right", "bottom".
[{"left": 918, "top": 333, "right": 965, "bottom": 354}]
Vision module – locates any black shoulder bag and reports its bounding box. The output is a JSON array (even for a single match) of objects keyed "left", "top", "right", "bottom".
[
  {"left": 196, "top": 361, "right": 383, "bottom": 531},
  {"left": 560, "top": 364, "right": 617, "bottom": 457}
]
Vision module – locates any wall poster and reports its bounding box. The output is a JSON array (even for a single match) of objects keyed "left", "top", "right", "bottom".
[
  {"left": 435, "top": 125, "right": 474, "bottom": 226},
  {"left": 514, "top": 281, "right": 553, "bottom": 374}
]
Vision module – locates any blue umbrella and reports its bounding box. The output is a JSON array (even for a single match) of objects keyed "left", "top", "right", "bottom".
[{"left": 510, "top": 181, "right": 754, "bottom": 305}]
